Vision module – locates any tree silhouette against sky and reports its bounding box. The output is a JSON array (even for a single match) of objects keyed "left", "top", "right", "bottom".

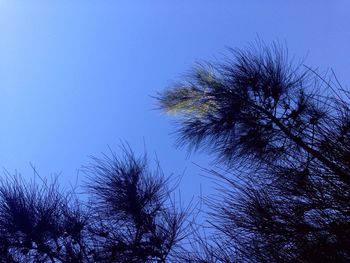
[
  {"left": 1, "top": 43, "right": 350, "bottom": 262},
  {"left": 0, "top": 147, "right": 187, "bottom": 262},
  {"left": 158, "top": 43, "right": 350, "bottom": 262}
]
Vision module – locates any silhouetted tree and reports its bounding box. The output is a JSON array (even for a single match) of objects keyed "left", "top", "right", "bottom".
[
  {"left": 0, "top": 147, "right": 187, "bottom": 262},
  {"left": 3, "top": 42, "right": 350, "bottom": 263},
  {"left": 0, "top": 175, "right": 88, "bottom": 262},
  {"left": 84, "top": 147, "right": 188, "bottom": 262},
  {"left": 158, "top": 43, "right": 350, "bottom": 262}
]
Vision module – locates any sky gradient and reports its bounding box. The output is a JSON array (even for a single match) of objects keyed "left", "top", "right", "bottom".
[{"left": 0, "top": 1, "right": 349, "bottom": 200}]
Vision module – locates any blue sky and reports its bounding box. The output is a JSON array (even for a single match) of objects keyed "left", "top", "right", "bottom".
[{"left": 0, "top": 1, "right": 349, "bottom": 200}]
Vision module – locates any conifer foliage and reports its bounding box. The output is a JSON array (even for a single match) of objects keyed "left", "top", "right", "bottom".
[
  {"left": 2, "top": 43, "right": 350, "bottom": 262},
  {"left": 158, "top": 43, "right": 350, "bottom": 262},
  {"left": 0, "top": 148, "right": 186, "bottom": 262}
]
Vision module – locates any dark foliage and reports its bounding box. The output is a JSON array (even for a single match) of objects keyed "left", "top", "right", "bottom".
[
  {"left": 0, "top": 147, "right": 187, "bottom": 262},
  {"left": 3, "top": 42, "right": 350, "bottom": 263},
  {"left": 0, "top": 175, "right": 88, "bottom": 262},
  {"left": 158, "top": 43, "right": 350, "bottom": 262},
  {"left": 84, "top": 147, "right": 188, "bottom": 262}
]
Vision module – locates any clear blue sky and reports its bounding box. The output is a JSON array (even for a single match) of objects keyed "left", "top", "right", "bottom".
[{"left": 0, "top": 1, "right": 349, "bottom": 200}]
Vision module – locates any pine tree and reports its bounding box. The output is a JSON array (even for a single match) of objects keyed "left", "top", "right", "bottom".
[
  {"left": 0, "top": 147, "right": 187, "bottom": 262},
  {"left": 158, "top": 43, "right": 350, "bottom": 262}
]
